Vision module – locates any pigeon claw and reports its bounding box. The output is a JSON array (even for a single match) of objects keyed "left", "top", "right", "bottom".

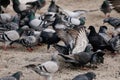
[
  {"left": 26, "top": 48, "right": 33, "bottom": 52},
  {"left": 80, "top": 66, "right": 90, "bottom": 70}
]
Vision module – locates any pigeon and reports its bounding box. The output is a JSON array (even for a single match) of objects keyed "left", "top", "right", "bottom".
[
  {"left": 103, "top": 17, "right": 120, "bottom": 35},
  {"left": 0, "top": 14, "right": 20, "bottom": 31},
  {"left": 98, "top": 26, "right": 111, "bottom": 44},
  {"left": 40, "top": 28, "right": 61, "bottom": 49},
  {"left": 0, "top": 71, "right": 23, "bottom": 80},
  {"left": 0, "top": 22, "right": 19, "bottom": 31},
  {"left": 0, "top": 26, "right": 29, "bottom": 49},
  {"left": 11, "top": 35, "right": 39, "bottom": 52},
  {"left": 0, "top": 30, "right": 21, "bottom": 50},
  {"left": 53, "top": 44, "right": 69, "bottom": 55},
  {"left": 103, "top": 17, "right": 120, "bottom": 29},
  {"left": 28, "top": 11, "right": 48, "bottom": 31},
  {"left": 25, "top": 53, "right": 59, "bottom": 80},
  {"left": 72, "top": 72, "right": 96, "bottom": 80},
  {"left": 88, "top": 26, "right": 109, "bottom": 51},
  {"left": 98, "top": 26, "right": 120, "bottom": 53},
  {"left": 100, "top": 0, "right": 112, "bottom": 17},
  {"left": 58, "top": 44, "right": 105, "bottom": 67}
]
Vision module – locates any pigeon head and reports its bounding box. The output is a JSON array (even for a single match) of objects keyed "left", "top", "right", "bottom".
[
  {"left": 51, "top": 53, "right": 59, "bottom": 62},
  {"left": 12, "top": 71, "right": 23, "bottom": 80},
  {"left": 96, "top": 50, "right": 105, "bottom": 63},
  {"left": 88, "top": 26, "right": 95, "bottom": 31},
  {"left": 79, "top": 17, "right": 86, "bottom": 25},
  {"left": 84, "top": 44, "right": 93, "bottom": 52},
  {"left": 90, "top": 50, "right": 105, "bottom": 65},
  {"left": 99, "top": 26, "right": 108, "bottom": 33},
  {"left": 103, "top": 17, "right": 111, "bottom": 23},
  {"left": 85, "top": 72, "right": 96, "bottom": 80},
  {"left": 28, "top": 11, "right": 35, "bottom": 21},
  {"left": 100, "top": 26, "right": 108, "bottom": 30}
]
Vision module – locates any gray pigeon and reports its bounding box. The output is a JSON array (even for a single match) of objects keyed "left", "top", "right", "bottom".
[
  {"left": 103, "top": 17, "right": 120, "bottom": 29},
  {"left": 25, "top": 53, "right": 59, "bottom": 80},
  {"left": 0, "top": 22, "right": 19, "bottom": 31},
  {"left": 0, "top": 14, "right": 20, "bottom": 31},
  {"left": 98, "top": 26, "right": 111, "bottom": 44},
  {"left": 103, "top": 17, "right": 120, "bottom": 35},
  {"left": 0, "top": 13, "right": 13, "bottom": 24},
  {"left": 72, "top": 72, "right": 96, "bottom": 80},
  {"left": 0, "top": 71, "right": 23, "bottom": 80},
  {"left": 12, "top": 35, "right": 39, "bottom": 52},
  {"left": 53, "top": 44, "right": 69, "bottom": 55},
  {"left": 0, "top": 30, "right": 20, "bottom": 50},
  {"left": 28, "top": 11, "right": 48, "bottom": 31}
]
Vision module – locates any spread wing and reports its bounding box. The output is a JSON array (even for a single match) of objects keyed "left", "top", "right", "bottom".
[
  {"left": 108, "top": 0, "right": 120, "bottom": 13},
  {"left": 72, "top": 27, "right": 88, "bottom": 54}
]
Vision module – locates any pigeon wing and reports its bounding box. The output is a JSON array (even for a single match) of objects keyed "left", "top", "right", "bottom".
[
  {"left": 72, "top": 28, "right": 88, "bottom": 54},
  {"left": 0, "top": 76, "right": 17, "bottom": 80}
]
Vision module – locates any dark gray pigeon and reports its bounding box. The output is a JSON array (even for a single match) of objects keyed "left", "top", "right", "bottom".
[
  {"left": 109, "top": 34, "right": 120, "bottom": 53},
  {"left": 11, "top": 35, "right": 39, "bottom": 52},
  {"left": 98, "top": 26, "right": 120, "bottom": 53},
  {"left": 103, "top": 17, "right": 120, "bottom": 36},
  {"left": 53, "top": 44, "right": 69, "bottom": 55},
  {"left": 103, "top": 17, "right": 120, "bottom": 29},
  {"left": 0, "top": 71, "right": 23, "bottom": 80},
  {"left": 72, "top": 72, "right": 96, "bottom": 80},
  {"left": 88, "top": 26, "right": 109, "bottom": 51},
  {"left": 98, "top": 26, "right": 111, "bottom": 44},
  {"left": 58, "top": 44, "right": 105, "bottom": 67}
]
